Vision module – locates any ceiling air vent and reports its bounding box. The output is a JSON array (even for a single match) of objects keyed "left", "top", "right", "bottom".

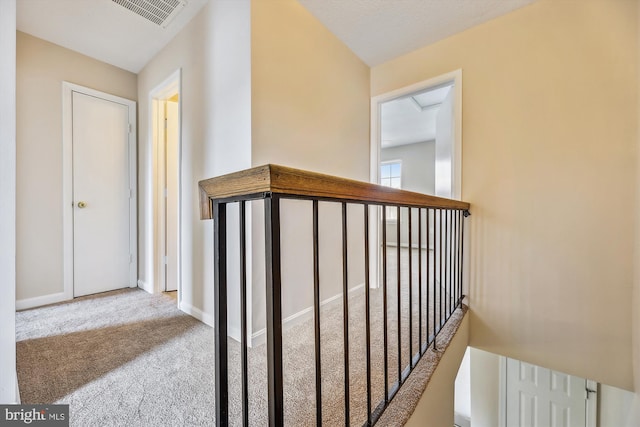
[{"left": 112, "top": 0, "right": 187, "bottom": 28}]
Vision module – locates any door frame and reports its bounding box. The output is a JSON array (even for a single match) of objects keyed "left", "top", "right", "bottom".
[
  {"left": 498, "top": 356, "right": 598, "bottom": 427},
  {"left": 62, "top": 82, "right": 138, "bottom": 300},
  {"left": 370, "top": 69, "right": 462, "bottom": 199},
  {"left": 369, "top": 69, "right": 463, "bottom": 289},
  {"left": 146, "top": 69, "right": 182, "bottom": 299}
]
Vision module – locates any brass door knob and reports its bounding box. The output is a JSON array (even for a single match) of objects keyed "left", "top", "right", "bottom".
[{"left": 77, "top": 201, "right": 87, "bottom": 208}]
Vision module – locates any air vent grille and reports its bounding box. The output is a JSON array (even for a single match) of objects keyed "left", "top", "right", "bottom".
[{"left": 112, "top": 0, "right": 186, "bottom": 27}]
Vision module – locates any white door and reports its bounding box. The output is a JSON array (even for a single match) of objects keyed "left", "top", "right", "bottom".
[
  {"left": 71, "top": 90, "right": 135, "bottom": 297},
  {"left": 506, "top": 358, "right": 596, "bottom": 427}
]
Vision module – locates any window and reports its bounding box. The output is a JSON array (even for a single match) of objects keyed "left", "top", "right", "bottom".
[
  {"left": 380, "top": 161, "right": 401, "bottom": 220},
  {"left": 380, "top": 161, "right": 401, "bottom": 189}
]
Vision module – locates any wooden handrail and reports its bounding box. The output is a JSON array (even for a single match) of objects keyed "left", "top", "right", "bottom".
[{"left": 198, "top": 164, "right": 471, "bottom": 220}]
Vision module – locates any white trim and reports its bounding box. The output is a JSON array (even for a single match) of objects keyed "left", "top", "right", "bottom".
[
  {"left": 498, "top": 356, "right": 507, "bottom": 427},
  {"left": 62, "top": 82, "right": 138, "bottom": 300},
  {"left": 370, "top": 70, "right": 463, "bottom": 293},
  {"left": 147, "top": 69, "right": 182, "bottom": 307},
  {"left": 370, "top": 69, "right": 463, "bottom": 198},
  {"left": 249, "top": 283, "right": 365, "bottom": 347},
  {"left": 585, "top": 379, "right": 597, "bottom": 427},
  {"left": 16, "top": 291, "right": 68, "bottom": 311},
  {"left": 179, "top": 301, "right": 213, "bottom": 327},
  {"left": 137, "top": 279, "right": 153, "bottom": 294},
  {"left": 15, "top": 371, "right": 20, "bottom": 404}
]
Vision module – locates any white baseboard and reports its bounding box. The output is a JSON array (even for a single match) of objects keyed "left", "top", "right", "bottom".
[
  {"left": 179, "top": 301, "right": 213, "bottom": 327},
  {"left": 249, "top": 283, "right": 365, "bottom": 347},
  {"left": 137, "top": 279, "right": 153, "bottom": 294},
  {"left": 16, "top": 291, "right": 69, "bottom": 310},
  {"left": 385, "top": 243, "right": 431, "bottom": 250},
  {"left": 454, "top": 413, "right": 470, "bottom": 427},
  {"left": 15, "top": 371, "right": 20, "bottom": 404}
]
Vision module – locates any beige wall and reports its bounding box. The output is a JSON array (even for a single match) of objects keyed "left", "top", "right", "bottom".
[
  {"left": 251, "top": 0, "right": 370, "bottom": 178},
  {"left": 16, "top": 32, "right": 137, "bottom": 303},
  {"left": 372, "top": 0, "right": 637, "bottom": 391},
  {"left": 250, "top": 0, "right": 370, "bottom": 333},
  {"left": 137, "top": 0, "right": 252, "bottom": 325},
  {"left": 633, "top": 0, "right": 640, "bottom": 419},
  {"left": 404, "top": 313, "right": 469, "bottom": 427}
]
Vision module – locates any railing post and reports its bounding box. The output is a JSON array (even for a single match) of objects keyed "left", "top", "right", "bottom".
[
  {"left": 213, "top": 200, "right": 229, "bottom": 426},
  {"left": 264, "top": 194, "right": 284, "bottom": 426}
]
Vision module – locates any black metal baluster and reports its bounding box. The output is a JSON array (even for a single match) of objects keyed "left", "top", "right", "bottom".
[
  {"left": 342, "top": 202, "right": 350, "bottom": 426},
  {"left": 382, "top": 206, "right": 389, "bottom": 402},
  {"left": 457, "top": 210, "right": 462, "bottom": 306},
  {"left": 213, "top": 200, "right": 229, "bottom": 426},
  {"left": 439, "top": 209, "right": 443, "bottom": 337},
  {"left": 432, "top": 209, "right": 437, "bottom": 350},
  {"left": 264, "top": 194, "right": 284, "bottom": 426},
  {"left": 456, "top": 210, "right": 460, "bottom": 307},
  {"left": 312, "top": 200, "right": 322, "bottom": 426},
  {"left": 460, "top": 210, "right": 466, "bottom": 305},
  {"left": 447, "top": 209, "right": 455, "bottom": 318},
  {"left": 426, "top": 208, "right": 431, "bottom": 350},
  {"left": 452, "top": 210, "right": 458, "bottom": 309},
  {"left": 239, "top": 201, "right": 249, "bottom": 427},
  {"left": 418, "top": 208, "right": 422, "bottom": 355},
  {"left": 408, "top": 208, "right": 413, "bottom": 367},
  {"left": 364, "top": 204, "right": 372, "bottom": 426},
  {"left": 396, "top": 206, "right": 401, "bottom": 384},
  {"left": 446, "top": 209, "right": 451, "bottom": 318}
]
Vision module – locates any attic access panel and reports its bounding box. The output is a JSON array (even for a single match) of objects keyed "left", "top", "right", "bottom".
[{"left": 112, "top": 0, "right": 186, "bottom": 28}]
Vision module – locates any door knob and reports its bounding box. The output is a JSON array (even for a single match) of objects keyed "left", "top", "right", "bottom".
[{"left": 77, "top": 201, "right": 87, "bottom": 208}]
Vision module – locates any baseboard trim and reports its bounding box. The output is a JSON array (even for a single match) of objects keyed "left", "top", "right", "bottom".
[
  {"left": 16, "top": 291, "right": 69, "bottom": 311},
  {"left": 15, "top": 371, "right": 20, "bottom": 404},
  {"left": 137, "top": 279, "right": 153, "bottom": 294},
  {"left": 249, "top": 283, "right": 365, "bottom": 347},
  {"left": 385, "top": 243, "right": 430, "bottom": 250},
  {"left": 454, "top": 413, "right": 470, "bottom": 427},
  {"left": 179, "top": 301, "right": 213, "bottom": 327}
]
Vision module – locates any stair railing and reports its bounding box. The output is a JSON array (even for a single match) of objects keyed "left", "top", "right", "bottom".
[{"left": 199, "top": 164, "right": 471, "bottom": 426}]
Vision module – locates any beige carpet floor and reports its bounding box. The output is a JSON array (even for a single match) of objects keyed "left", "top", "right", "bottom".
[{"left": 16, "top": 248, "right": 466, "bottom": 426}]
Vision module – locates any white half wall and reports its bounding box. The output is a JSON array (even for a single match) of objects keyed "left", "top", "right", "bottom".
[{"left": 0, "top": 0, "right": 18, "bottom": 404}]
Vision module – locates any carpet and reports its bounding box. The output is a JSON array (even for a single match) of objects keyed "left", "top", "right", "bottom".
[{"left": 16, "top": 248, "right": 466, "bottom": 426}]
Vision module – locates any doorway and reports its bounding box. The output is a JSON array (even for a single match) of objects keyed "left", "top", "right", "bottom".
[
  {"left": 503, "top": 357, "right": 597, "bottom": 427},
  {"left": 369, "top": 70, "right": 462, "bottom": 288},
  {"left": 150, "top": 70, "right": 181, "bottom": 298},
  {"left": 370, "top": 70, "right": 462, "bottom": 198},
  {"left": 62, "top": 82, "right": 137, "bottom": 298}
]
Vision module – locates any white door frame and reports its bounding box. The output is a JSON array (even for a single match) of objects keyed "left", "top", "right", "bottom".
[
  {"left": 146, "top": 69, "right": 182, "bottom": 300},
  {"left": 62, "top": 82, "right": 138, "bottom": 300},
  {"left": 369, "top": 70, "right": 463, "bottom": 288},
  {"left": 498, "top": 356, "right": 598, "bottom": 427},
  {"left": 370, "top": 69, "right": 462, "bottom": 199}
]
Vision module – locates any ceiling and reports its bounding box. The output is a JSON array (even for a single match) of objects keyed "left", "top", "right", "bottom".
[
  {"left": 381, "top": 84, "right": 452, "bottom": 148},
  {"left": 17, "top": 0, "right": 208, "bottom": 73},
  {"left": 17, "top": 0, "right": 537, "bottom": 75},
  {"left": 297, "top": 0, "right": 536, "bottom": 66}
]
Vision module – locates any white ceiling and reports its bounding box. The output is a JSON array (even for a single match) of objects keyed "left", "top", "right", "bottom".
[
  {"left": 16, "top": 0, "right": 537, "bottom": 76},
  {"left": 297, "top": 0, "right": 537, "bottom": 66},
  {"left": 17, "top": 0, "right": 208, "bottom": 73},
  {"left": 381, "top": 85, "right": 451, "bottom": 148}
]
